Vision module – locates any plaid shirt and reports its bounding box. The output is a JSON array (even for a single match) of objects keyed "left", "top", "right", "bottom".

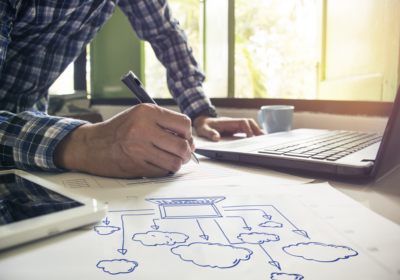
[{"left": 0, "top": 0, "right": 210, "bottom": 172}]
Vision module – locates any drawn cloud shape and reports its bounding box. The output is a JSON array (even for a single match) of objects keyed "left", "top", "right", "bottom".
[
  {"left": 94, "top": 226, "right": 120, "bottom": 235},
  {"left": 271, "top": 272, "right": 304, "bottom": 280},
  {"left": 96, "top": 259, "right": 138, "bottom": 275},
  {"left": 171, "top": 242, "right": 252, "bottom": 269},
  {"left": 237, "top": 232, "right": 280, "bottom": 244},
  {"left": 132, "top": 231, "right": 189, "bottom": 246},
  {"left": 283, "top": 242, "right": 358, "bottom": 262},
  {"left": 260, "top": 221, "right": 283, "bottom": 228}
]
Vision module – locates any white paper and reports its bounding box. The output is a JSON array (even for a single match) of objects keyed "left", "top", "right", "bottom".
[
  {"left": 35, "top": 158, "right": 312, "bottom": 192},
  {"left": 1, "top": 181, "right": 399, "bottom": 280}
]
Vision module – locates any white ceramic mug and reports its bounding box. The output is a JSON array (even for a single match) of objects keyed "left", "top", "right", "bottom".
[{"left": 258, "top": 105, "right": 294, "bottom": 134}]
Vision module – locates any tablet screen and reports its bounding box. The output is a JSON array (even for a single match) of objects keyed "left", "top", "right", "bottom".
[{"left": 0, "top": 173, "right": 84, "bottom": 226}]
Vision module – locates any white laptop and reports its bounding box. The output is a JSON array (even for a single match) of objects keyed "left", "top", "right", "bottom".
[
  {"left": 0, "top": 170, "right": 107, "bottom": 250},
  {"left": 196, "top": 86, "right": 400, "bottom": 181}
]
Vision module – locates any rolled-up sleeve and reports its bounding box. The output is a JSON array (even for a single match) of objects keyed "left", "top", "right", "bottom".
[
  {"left": 0, "top": 111, "right": 88, "bottom": 171},
  {"left": 118, "top": 0, "right": 213, "bottom": 119}
]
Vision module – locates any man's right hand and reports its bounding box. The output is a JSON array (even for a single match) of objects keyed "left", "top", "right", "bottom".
[{"left": 53, "top": 104, "right": 195, "bottom": 178}]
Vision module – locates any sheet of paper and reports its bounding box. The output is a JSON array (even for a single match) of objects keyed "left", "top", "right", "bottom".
[
  {"left": 1, "top": 181, "right": 399, "bottom": 280},
  {"left": 34, "top": 158, "right": 312, "bottom": 192}
]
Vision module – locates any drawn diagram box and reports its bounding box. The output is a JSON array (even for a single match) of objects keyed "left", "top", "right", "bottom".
[
  {"left": 62, "top": 179, "right": 90, "bottom": 189},
  {"left": 146, "top": 197, "right": 226, "bottom": 219}
]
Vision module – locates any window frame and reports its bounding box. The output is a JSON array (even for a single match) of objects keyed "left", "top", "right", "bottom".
[
  {"left": 89, "top": 97, "right": 393, "bottom": 117},
  {"left": 84, "top": 0, "right": 396, "bottom": 117},
  {"left": 73, "top": 49, "right": 87, "bottom": 92}
]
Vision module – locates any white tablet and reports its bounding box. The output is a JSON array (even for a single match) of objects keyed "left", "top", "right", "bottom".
[{"left": 0, "top": 170, "right": 107, "bottom": 251}]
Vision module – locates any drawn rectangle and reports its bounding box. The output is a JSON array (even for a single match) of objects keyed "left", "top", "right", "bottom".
[
  {"left": 163, "top": 204, "right": 220, "bottom": 219},
  {"left": 146, "top": 197, "right": 226, "bottom": 219}
]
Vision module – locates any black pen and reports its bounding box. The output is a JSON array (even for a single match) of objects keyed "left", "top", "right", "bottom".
[{"left": 121, "top": 70, "right": 199, "bottom": 164}]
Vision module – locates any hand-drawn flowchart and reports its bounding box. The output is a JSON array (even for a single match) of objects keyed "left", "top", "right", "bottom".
[{"left": 93, "top": 196, "right": 360, "bottom": 279}]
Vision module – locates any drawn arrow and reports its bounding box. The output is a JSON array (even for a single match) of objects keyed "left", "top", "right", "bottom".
[
  {"left": 290, "top": 230, "right": 308, "bottom": 238},
  {"left": 224, "top": 209, "right": 272, "bottom": 220},
  {"left": 118, "top": 213, "right": 155, "bottom": 255},
  {"left": 151, "top": 219, "right": 160, "bottom": 230},
  {"left": 270, "top": 207, "right": 309, "bottom": 239},
  {"left": 196, "top": 220, "right": 209, "bottom": 240},
  {"left": 227, "top": 216, "right": 251, "bottom": 231},
  {"left": 223, "top": 205, "right": 309, "bottom": 239},
  {"left": 214, "top": 220, "right": 244, "bottom": 245},
  {"left": 259, "top": 244, "right": 281, "bottom": 270},
  {"left": 117, "top": 249, "right": 127, "bottom": 255},
  {"left": 102, "top": 217, "right": 110, "bottom": 225}
]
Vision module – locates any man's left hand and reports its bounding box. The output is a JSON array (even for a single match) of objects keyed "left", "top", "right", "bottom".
[{"left": 193, "top": 116, "right": 264, "bottom": 142}]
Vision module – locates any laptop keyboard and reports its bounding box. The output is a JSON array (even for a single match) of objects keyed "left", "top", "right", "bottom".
[{"left": 258, "top": 131, "right": 382, "bottom": 161}]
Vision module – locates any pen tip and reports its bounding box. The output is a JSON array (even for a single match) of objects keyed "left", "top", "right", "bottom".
[{"left": 191, "top": 153, "right": 200, "bottom": 164}]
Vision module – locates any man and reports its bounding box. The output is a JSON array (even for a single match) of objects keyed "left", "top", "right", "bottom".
[{"left": 0, "top": 0, "right": 262, "bottom": 178}]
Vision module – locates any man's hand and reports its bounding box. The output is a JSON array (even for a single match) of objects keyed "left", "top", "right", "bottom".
[
  {"left": 53, "top": 104, "right": 195, "bottom": 178},
  {"left": 193, "top": 116, "right": 264, "bottom": 141}
]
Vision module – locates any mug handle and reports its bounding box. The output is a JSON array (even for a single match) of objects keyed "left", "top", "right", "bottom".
[{"left": 258, "top": 110, "right": 263, "bottom": 127}]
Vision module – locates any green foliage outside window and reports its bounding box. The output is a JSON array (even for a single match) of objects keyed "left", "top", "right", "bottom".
[
  {"left": 235, "top": 0, "right": 317, "bottom": 99},
  {"left": 144, "top": 0, "right": 317, "bottom": 99}
]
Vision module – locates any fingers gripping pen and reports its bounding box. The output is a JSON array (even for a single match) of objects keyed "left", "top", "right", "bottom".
[{"left": 121, "top": 70, "right": 199, "bottom": 164}]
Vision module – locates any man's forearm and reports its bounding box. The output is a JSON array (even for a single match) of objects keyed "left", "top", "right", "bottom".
[
  {"left": 0, "top": 110, "right": 87, "bottom": 171},
  {"left": 53, "top": 124, "right": 92, "bottom": 171}
]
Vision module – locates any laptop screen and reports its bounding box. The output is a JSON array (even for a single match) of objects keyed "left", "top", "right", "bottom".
[{"left": 372, "top": 86, "right": 400, "bottom": 180}]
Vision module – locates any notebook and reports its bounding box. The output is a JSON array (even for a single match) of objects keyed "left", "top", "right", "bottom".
[{"left": 196, "top": 86, "right": 400, "bottom": 181}]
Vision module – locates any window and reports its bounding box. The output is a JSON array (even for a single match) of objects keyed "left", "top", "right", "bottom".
[
  {"left": 234, "top": 0, "right": 317, "bottom": 99},
  {"left": 144, "top": 0, "right": 202, "bottom": 98},
  {"left": 48, "top": 47, "right": 88, "bottom": 97},
  {"left": 143, "top": 0, "right": 318, "bottom": 99},
  {"left": 87, "top": 0, "right": 399, "bottom": 112},
  {"left": 316, "top": 0, "right": 399, "bottom": 102},
  {"left": 48, "top": 62, "right": 75, "bottom": 95}
]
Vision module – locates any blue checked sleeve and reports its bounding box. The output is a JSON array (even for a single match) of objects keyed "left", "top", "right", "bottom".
[
  {"left": 118, "top": 0, "right": 213, "bottom": 119},
  {"left": 0, "top": 0, "right": 12, "bottom": 73},
  {"left": 0, "top": 111, "right": 88, "bottom": 172}
]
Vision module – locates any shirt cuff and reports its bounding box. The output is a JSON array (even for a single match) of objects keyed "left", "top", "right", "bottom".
[
  {"left": 0, "top": 111, "right": 88, "bottom": 172},
  {"left": 174, "top": 86, "right": 215, "bottom": 119}
]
